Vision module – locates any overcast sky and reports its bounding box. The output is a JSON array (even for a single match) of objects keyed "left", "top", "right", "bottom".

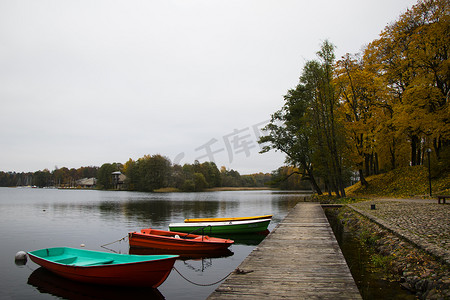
[{"left": 0, "top": 0, "right": 417, "bottom": 174}]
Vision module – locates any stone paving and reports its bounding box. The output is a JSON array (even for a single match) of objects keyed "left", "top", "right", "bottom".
[{"left": 348, "top": 199, "right": 450, "bottom": 265}]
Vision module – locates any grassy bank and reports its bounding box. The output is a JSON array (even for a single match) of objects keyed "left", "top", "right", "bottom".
[
  {"left": 312, "top": 166, "right": 450, "bottom": 204},
  {"left": 346, "top": 165, "right": 450, "bottom": 199}
]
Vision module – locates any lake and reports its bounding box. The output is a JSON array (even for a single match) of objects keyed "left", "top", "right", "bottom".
[{"left": 0, "top": 187, "right": 308, "bottom": 299}]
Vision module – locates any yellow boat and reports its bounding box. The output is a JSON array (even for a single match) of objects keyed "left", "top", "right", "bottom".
[{"left": 184, "top": 215, "right": 272, "bottom": 223}]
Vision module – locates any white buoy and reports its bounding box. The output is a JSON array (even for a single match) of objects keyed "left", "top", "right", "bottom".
[
  {"left": 15, "top": 251, "right": 27, "bottom": 265},
  {"left": 80, "top": 244, "right": 85, "bottom": 247}
]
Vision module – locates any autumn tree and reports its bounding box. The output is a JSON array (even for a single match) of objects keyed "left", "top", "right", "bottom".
[
  {"left": 310, "top": 41, "right": 348, "bottom": 197},
  {"left": 77, "top": 166, "right": 98, "bottom": 179},
  {"left": 123, "top": 158, "right": 137, "bottom": 190},
  {"left": 53, "top": 167, "right": 70, "bottom": 187},
  {"left": 364, "top": 0, "right": 449, "bottom": 167},
  {"left": 335, "top": 53, "right": 385, "bottom": 184},
  {"left": 260, "top": 41, "right": 350, "bottom": 196}
]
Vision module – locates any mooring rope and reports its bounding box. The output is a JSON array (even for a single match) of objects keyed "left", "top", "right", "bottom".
[
  {"left": 172, "top": 266, "right": 232, "bottom": 286},
  {"left": 99, "top": 236, "right": 232, "bottom": 286},
  {"left": 26, "top": 264, "right": 36, "bottom": 272},
  {"left": 100, "top": 235, "right": 128, "bottom": 251}
]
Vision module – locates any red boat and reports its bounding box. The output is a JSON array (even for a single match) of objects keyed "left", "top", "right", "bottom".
[
  {"left": 128, "top": 228, "right": 234, "bottom": 252},
  {"left": 28, "top": 247, "right": 178, "bottom": 288}
]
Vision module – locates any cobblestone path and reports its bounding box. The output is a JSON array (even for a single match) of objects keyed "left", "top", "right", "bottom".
[{"left": 349, "top": 200, "right": 449, "bottom": 265}]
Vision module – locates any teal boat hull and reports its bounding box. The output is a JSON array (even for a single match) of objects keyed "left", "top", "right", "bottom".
[{"left": 169, "top": 219, "right": 271, "bottom": 234}]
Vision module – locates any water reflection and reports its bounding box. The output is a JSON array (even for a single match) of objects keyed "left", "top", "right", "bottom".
[
  {"left": 28, "top": 267, "right": 164, "bottom": 300},
  {"left": 33, "top": 191, "right": 304, "bottom": 229},
  {"left": 116, "top": 200, "right": 226, "bottom": 225},
  {"left": 213, "top": 230, "right": 270, "bottom": 246},
  {"left": 129, "top": 247, "right": 234, "bottom": 260},
  {"left": 181, "top": 258, "right": 219, "bottom": 273}
]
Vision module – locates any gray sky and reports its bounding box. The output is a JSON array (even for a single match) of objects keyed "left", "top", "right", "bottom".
[{"left": 0, "top": 0, "right": 416, "bottom": 174}]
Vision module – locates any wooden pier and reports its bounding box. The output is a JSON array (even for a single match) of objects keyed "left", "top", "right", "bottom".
[{"left": 208, "top": 202, "right": 361, "bottom": 299}]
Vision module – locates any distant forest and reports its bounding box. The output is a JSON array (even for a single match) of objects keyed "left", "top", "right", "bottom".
[{"left": 0, "top": 155, "right": 310, "bottom": 191}]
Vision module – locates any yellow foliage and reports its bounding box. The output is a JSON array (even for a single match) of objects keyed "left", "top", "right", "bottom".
[{"left": 336, "top": 0, "right": 449, "bottom": 172}]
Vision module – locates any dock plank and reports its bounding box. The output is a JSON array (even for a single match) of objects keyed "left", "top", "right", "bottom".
[{"left": 207, "top": 202, "right": 361, "bottom": 299}]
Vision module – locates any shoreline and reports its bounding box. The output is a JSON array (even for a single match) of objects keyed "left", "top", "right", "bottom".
[{"left": 205, "top": 187, "right": 274, "bottom": 191}]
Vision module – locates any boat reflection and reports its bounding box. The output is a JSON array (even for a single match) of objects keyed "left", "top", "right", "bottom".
[
  {"left": 28, "top": 267, "right": 164, "bottom": 300},
  {"left": 129, "top": 247, "right": 234, "bottom": 260},
  {"left": 214, "top": 230, "right": 270, "bottom": 246}
]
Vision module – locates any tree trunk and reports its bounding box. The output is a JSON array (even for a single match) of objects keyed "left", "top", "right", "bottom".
[
  {"left": 285, "top": 168, "right": 323, "bottom": 195},
  {"left": 418, "top": 147, "right": 423, "bottom": 165},
  {"left": 324, "top": 180, "right": 332, "bottom": 196},
  {"left": 359, "top": 169, "right": 368, "bottom": 186},
  {"left": 374, "top": 152, "right": 379, "bottom": 174},
  {"left": 433, "top": 137, "right": 441, "bottom": 160},
  {"left": 390, "top": 138, "right": 396, "bottom": 170},
  {"left": 340, "top": 186, "right": 346, "bottom": 198},
  {"left": 331, "top": 177, "right": 341, "bottom": 198},
  {"left": 365, "top": 154, "right": 370, "bottom": 175},
  {"left": 411, "top": 135, "right": 419, "bottom": 166},
  {"left": 307, "top": 170, "right": 322, "bottom": 195}
]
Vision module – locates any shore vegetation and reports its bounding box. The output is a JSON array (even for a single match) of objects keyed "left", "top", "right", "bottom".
[{"left": 260, "top": 0, "right": 449, "bottom": 198}]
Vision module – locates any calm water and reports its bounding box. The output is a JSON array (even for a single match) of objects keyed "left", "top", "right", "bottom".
[{"left": 0, "top": 187, "right": 306, "bottom": 300}]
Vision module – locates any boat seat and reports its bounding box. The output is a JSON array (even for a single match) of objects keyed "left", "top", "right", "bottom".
[
  {"left": 73, "top": 259, "right": 115, "bottom": 266},
  {"left": 54, "top": 256, "right": 78, "bottom": 264},
  {"left": 194, "top": 236, "right": 210, "bottom": 240}
]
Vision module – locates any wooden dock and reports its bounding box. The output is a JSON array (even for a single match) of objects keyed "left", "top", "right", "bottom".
[{"left": 208, "top": 202, "right": 361, "bottom": 299}]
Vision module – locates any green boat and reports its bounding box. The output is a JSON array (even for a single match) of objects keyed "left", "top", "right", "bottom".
[{"left": 168, "top": 218, "right": 271, "bottom": 234}]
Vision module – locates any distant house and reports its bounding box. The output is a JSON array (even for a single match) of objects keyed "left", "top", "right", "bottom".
[
  {"left": 112, "top": 171, "right": 126, "bottom": 190},
  {"left": 76, "top": 177, "right": 97, "bottom": 188}
]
